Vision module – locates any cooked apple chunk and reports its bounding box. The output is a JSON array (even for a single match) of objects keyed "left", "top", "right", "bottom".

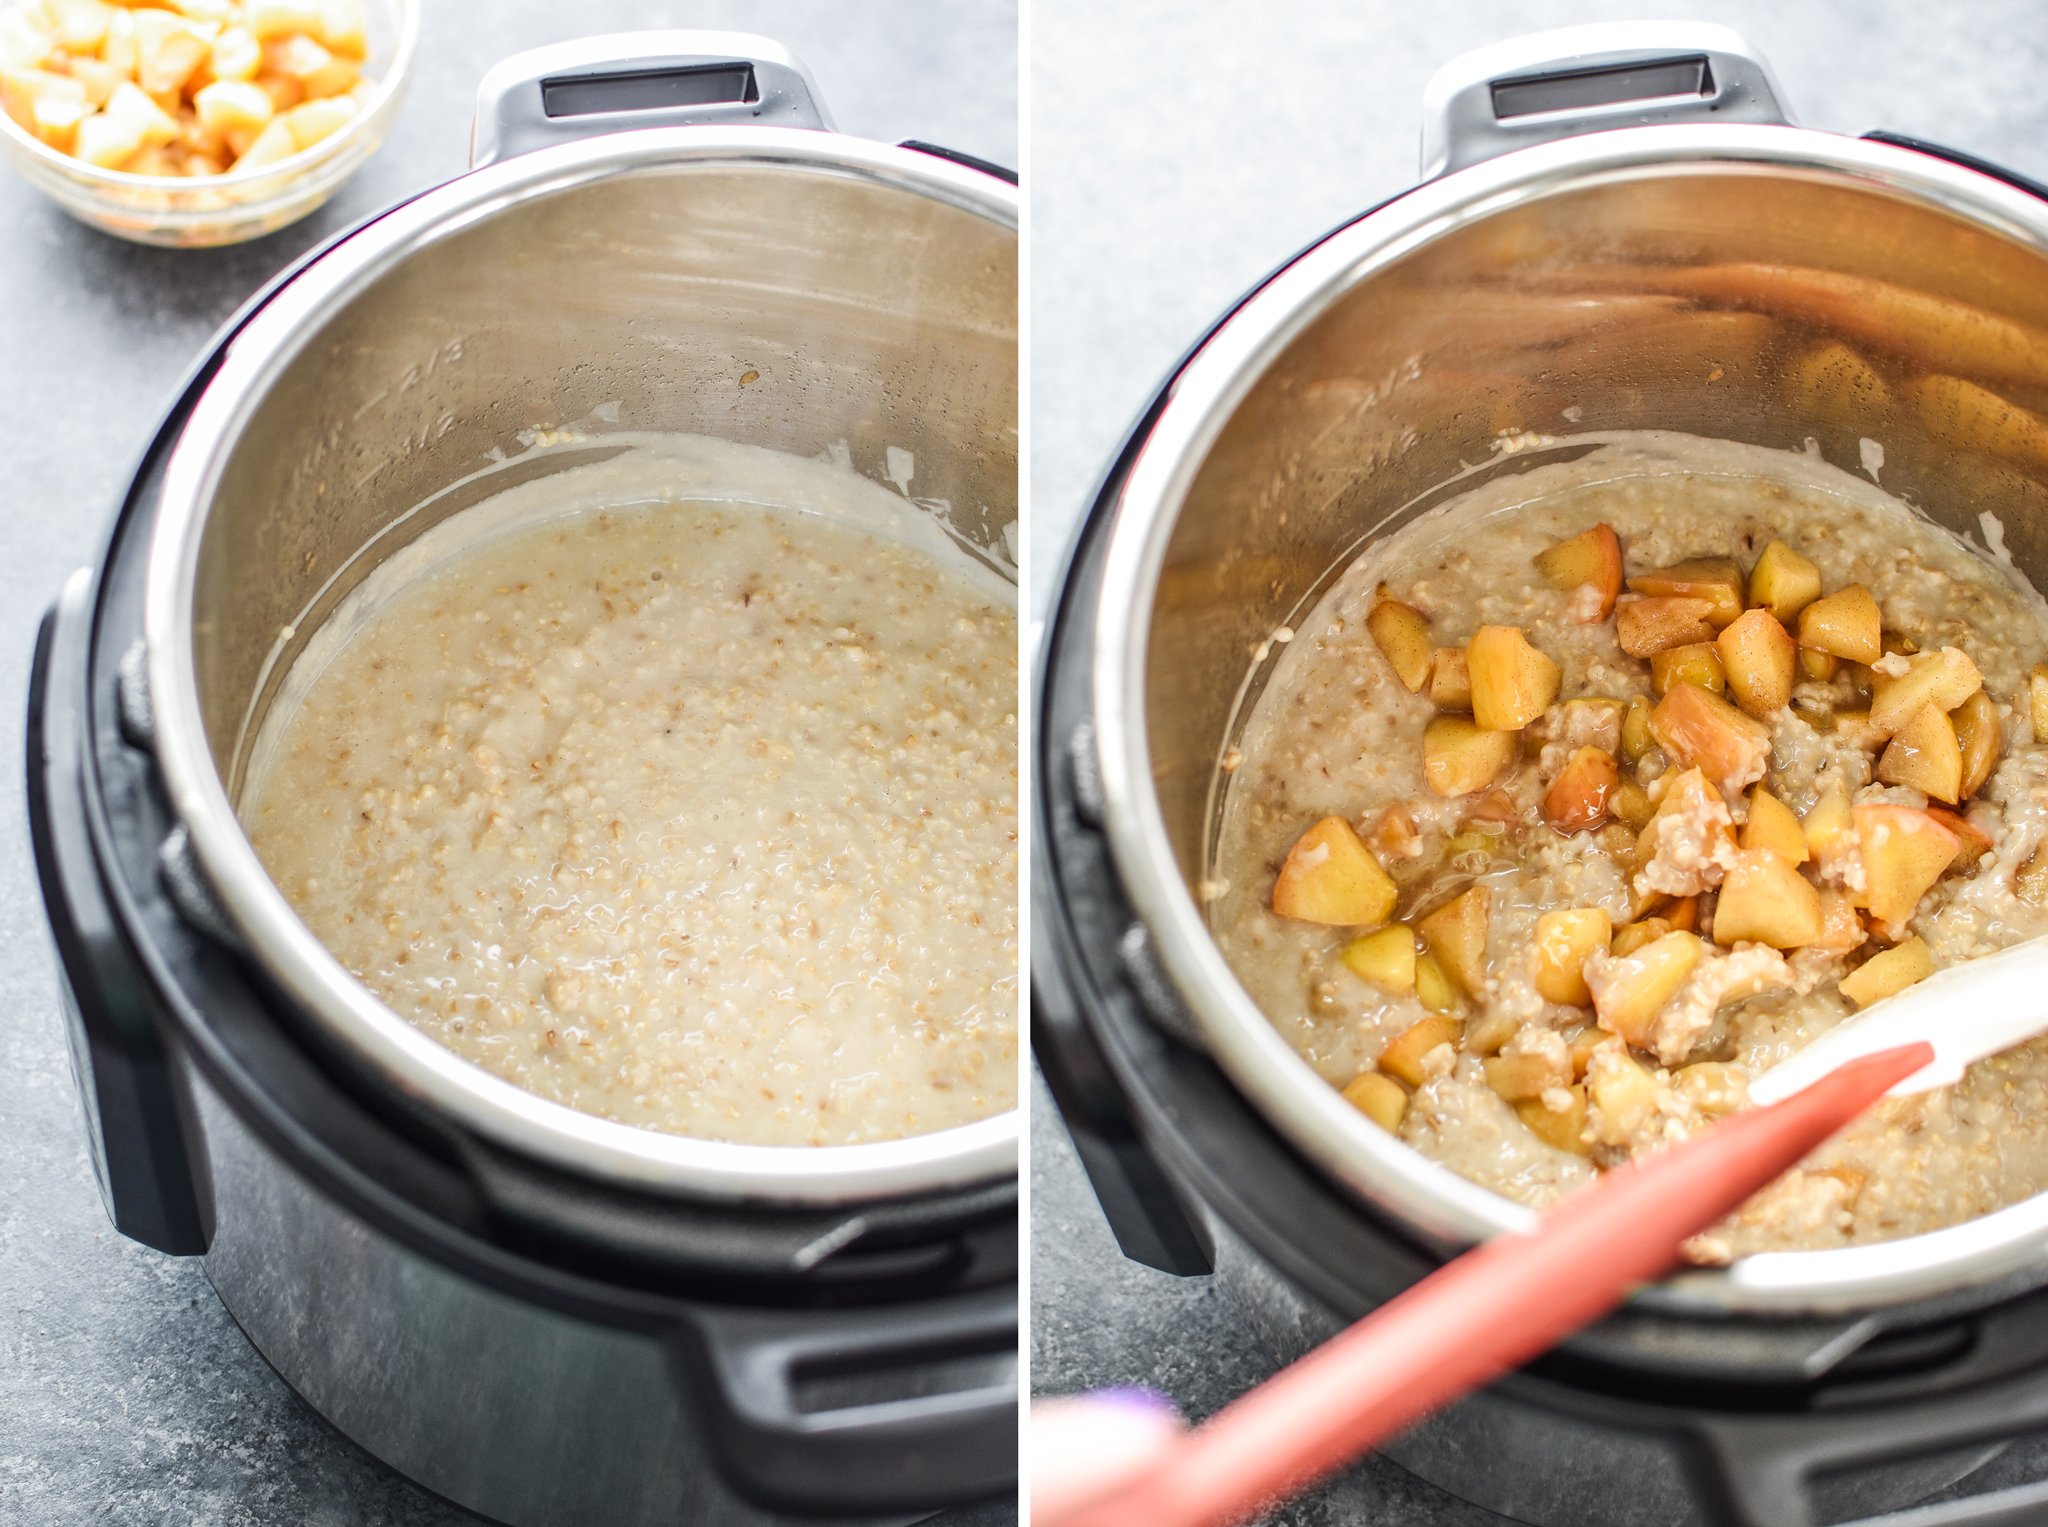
[
  {"left": 1419, "top": 885, "right": 1491, "bottom": 997},
  {"left": 1534, "top": 907, "right": 1612, "bottom": 1006},
  {"left": 1628, "top": 558, "right": 1745, "bottom": 629},
  {"left": 1272, "top": 816, "right": 1398, "bottom": 926},
  {"left": 1484, "top": 1051, "right": 1562, "bottom": 1102},
  {"left": 1713, "top": 848, "right": 1824, "bottom": 948},
  {"left": 1428, "top": 647, "right": 1472, "bottom": 711},
  {"left": 1741, "top": 788, "right": 1809, "bottom": 864},
  {"left": 1414, "top": 952, "right": 1466, "bottom": 1015},
  {"left": 1952, "top": 690, "right": 2003, "bottom": 799},
  {"left": 1617, "top": 596, "right": 1718, "bottom": 658},
  {"left": 1812, "top": 887, "right": 1866, "bottom": 953},
  {"left": 1839, "top": 936, "right": 1934, "bottom": 1009},
  {"left": 1869, "top": 647, "right": 1983, "bottom": 737},
  {"left": 1650, "top": 642, "right": 1726, "bottom": 698},
  {"left": 1797, "top": 585, "right": 1883, "bottom": 664},
  {"left": 1378, "top": 1014, "right": 1463, "bottom": 1088},
  {"left": 1341, "top": 1071, "right": 1409, "bottom": 1132},
  {"left": 1799, "top": 647, "right": 1840, "bottom": 682},
  {"left": 1717, "top": 608, "right": 1797, "bottom": 718},
  {"left": 1854, "top": 804, "right": 1960, "bottom": 930},
  {"left": 1876, "top": 703, "right": 1964, "bottom": 804},
  {"left": 1367, "top": 596, "right": 1434, "bottom": 693},
  {"left": 1542, "top": 746, "right": 1620, "bottom": 834},
  {"left": 1341, "top": 923, "right": 1416, "bottom": 995},
  {"left": 1802, "top": 789, "right": 1857, "bottom": 862},
  {"left": 1748, "top": 540, "right": 1823, "bottom": 624},
  {"left": 1586, "top": 1045, "right": 1662, "bottom": 1139},
  {"left": 1422, "top": 716, "right": 1518, "bottom": 797},
  {"left": 1649, "top": 681, "right": 1773, "bottom": 796},
  {"left": 1611, "top": 779, "right": 1653, "bottom": 829},
  {"left": 1515, "top": 1088, "right": 1591, "bottom": 1155},
  {"left": 1924, "top": 806, "right": 1996, "bottom": 870},
  {"left": 1585, "top": 929, "right": 1703, "bottom": 1047},
  {"left": 1467, "top": 625, "right": 1561, "bottom": 731},
  {"left": 2032, "top": 665, "right": 2048, "bottom": 743},
  {"left": 1621, "top": 697, "right": 1654, "bottom": 763},
  {"left": 1534, "top": 523, "right": 1623, "bottom": 620}
]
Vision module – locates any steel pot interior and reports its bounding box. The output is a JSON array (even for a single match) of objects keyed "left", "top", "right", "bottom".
[
  {"left": 1095, "top": 124, "right": 2048, "bottom": 1311},
  {"left": 147, "top": 128, "right": 1018, "bottom": 1204}
]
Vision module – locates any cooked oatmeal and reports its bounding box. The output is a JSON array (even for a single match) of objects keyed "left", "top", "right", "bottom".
[
  {"left": 1214, "top": 433, "right": 2048, "bottom": 1257},
  {"left": 245, "top": 438, "right": 1017, "bottom": 1147}
]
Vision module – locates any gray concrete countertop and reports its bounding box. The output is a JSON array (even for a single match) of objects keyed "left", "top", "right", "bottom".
[
  {"left": 1029, "top": 3, "right": 2048, "bottom": 1523},
  {"left": 0, "top": 4, "right": 1014, "bottom": 1524}
]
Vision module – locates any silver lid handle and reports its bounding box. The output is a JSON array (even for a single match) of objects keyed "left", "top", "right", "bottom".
[
  {"left": 471, "top": 30, "right": 834, "bottom": 168},
  {"left": 1420, "top": 22, "right": 1792, "bottom": 178}
]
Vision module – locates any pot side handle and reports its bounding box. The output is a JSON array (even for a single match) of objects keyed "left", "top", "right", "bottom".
[
  {"left": 668, "top": 1284, "right": 1016, "bottom": 1515},
  {"left": 470, "top": 30, "right": 834, "bottom": 168},
  {"left": 1420, "top": 21, "right": 1793, "bottom": 178}
]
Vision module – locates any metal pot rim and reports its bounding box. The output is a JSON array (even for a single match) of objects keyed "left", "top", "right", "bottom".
[
  {"left": 146, "top": 125, "right": 1019, "bottom": 1206},
  {"left": 1093, "top": 121, "right": 2048, "bottom": 1312}
]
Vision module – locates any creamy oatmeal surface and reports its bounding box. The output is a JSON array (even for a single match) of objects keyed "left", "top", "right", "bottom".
[
  {"left": 1213, "top": 433, "right": 2048, "bottom": 1257},
  {"left": 245, "top": 437, "right": 1017, "bottom": 1147}
]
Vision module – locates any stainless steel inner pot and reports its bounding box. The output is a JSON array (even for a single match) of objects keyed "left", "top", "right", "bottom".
[
  {"left": 1094, "top": 39, "right": 2048, "bottom": 1313},
  {"left": 144, "top": 125, "right": 1018, "bottom": 1205}
]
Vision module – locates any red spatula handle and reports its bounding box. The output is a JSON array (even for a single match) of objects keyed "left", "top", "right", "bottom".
[{"left": 1049, "top": 1041, "right": 1931, "bottom": 1527}]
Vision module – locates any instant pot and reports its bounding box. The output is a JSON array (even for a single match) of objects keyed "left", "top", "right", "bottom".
[
  {"left": 1035, "top": 24, "right": 2048, "bottom": 1527},
  {"left": 29, "top": 33, "right": 1017, "bottom": 1527}
]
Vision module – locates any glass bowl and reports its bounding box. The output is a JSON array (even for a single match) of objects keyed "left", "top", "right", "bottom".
[{"left": 0, "top": 0, "right": 420, "bottom": 247}]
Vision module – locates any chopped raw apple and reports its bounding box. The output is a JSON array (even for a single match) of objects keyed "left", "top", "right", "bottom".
[
  {"left": 1378, "top": 1014, "right": 1463, "bottom": 1088},
  {"left": 193, "top": 77, "right": 271, "bottom": 134},
  {"left": 1854, "top": 803, "right": 1961, "bottom": 929},
  {"left": 1418, "top": 885, "right": 1491, "bottom": 997},
  {"left": 1484, "top": 1052, "right": 1559, "bottom": 1102},
  {"left": 1797, "top": 585, "right": 1883, "bottom": 664},
  {"left": 1839, "top": 936, "right": 1934, "bottom": 1008},
  {"left": 1541, "top": 746, "right": 1620, "bottom": 834},
  {"left": 1534, "top": 908, "right": 1612, "bottom": 1006},
  {"left": 1649, "top": 681, "right": 1773, "bottom": 795},
  {"left": 1428, "top": 647, "right": 1472, "bottom": 711},
  {"left": 1515, "top": 1088, "right": 1591, "bottom": 1155},
  {"left": 1467, "top": 625, "right": 1562, "bottom": 731},
  {"left": 1876, "top": 703, "right": 1963, "bottom": 804},
  {"left": 1616, "top": 596, "right": 1717, "bottom": 658},
  {"left": 1341, "top": 923, "right": 1417, "bottom": 995},
  {"left": 1535, "top": 523, "right": 1625, "bottom": 620},
  {"left": 131, "top": 7, "right": 212, "bottom": 97},
  {"left": 2032, "top": 665, "right": 2048, "bottom": 743},
  {"left": 1341, "top": 1071, "right": 1409, "bottom": 1132},
  {"left": 1628, "top": 558, "right": 1746, "bottom": 629},
  {"left": 1651, "top": 642, "right": 1726, "bottom": 698},
  {"left": 1587, "top": 930, "right": 1703, "bottom": 1047},
  {"left": 1414, "top": 951, "right": 1466, "bottom": 1015},
  {"left": 1713, "top": 848, "right": 1824, "bottom": 948},
  {"left": 1924, "top": 806, "right": 1995, "bottom": 870},
  {"left": 1742, "top": 788, "right": 1809, "bottom": 864},
  {"left": 1272, "top": 816, "right": 1398, "bottom": 926},
  {"left": 1868, "top": 647, "right": 1983, "bottom": 737},
  {"left": 1798, "top": 647, "right": 1840, "bottom": 682},
  {"left": 1718, "top": 608, "right": 1798, "bottom": 718},
  {"left": 1422, "top": 715, "right": 1517, "bottom": 797},
  {"left": 1748, "top": 540, "right": 1823, "bottom": 624},
  {"left": 1953, "top": 690, "right": 2003, "bottom": 799},
  {"left": 1367, "top": 597, "right": 1434, "bottom": 693}
]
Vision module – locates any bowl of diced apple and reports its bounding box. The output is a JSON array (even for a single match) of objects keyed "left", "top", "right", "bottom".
[{"left": 0, "top": 0, "right": 418, "bottom": 246}]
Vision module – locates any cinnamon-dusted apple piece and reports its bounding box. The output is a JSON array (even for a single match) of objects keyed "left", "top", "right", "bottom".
[
  {"left": 1798, "top": 584, "right": 1883, "bottom": 664},
  {"left": 1341, "top": 923, "right": 1417, "bottom": 994},
  {"left": 2031, "top": 665, "right": 2048, "bottom": 743},
  {"left": 1924, "top": 806, "right": 1995, "bottom": 870},
  {"left": 1877, "top": 704, "right": 1964, "bottom": 804},
  {"left": 1747, "top": 540, "right": 1823, "bottom": 624},
  {"left": 1713, "top": 848, "right": 1823, "bottom": 949},
  {"left": 1717, "top": 608, "right": 1798, "bottom": 717},
  {"left": 1585, "top": 930, "right": 1703, "bottom": 1047},
  {"left": 1541, "top": 746, "right": 1620, "bottom": 834},
  {"left": 1418, "top": 885, "right": 1491, "bottom": 998},
  {"left": 1839, "top": 936, "right": 1934, "bottom": 1009},
  {"left": 1534, "top": 908, "right": 1612, "bottom": 1006},
  {"left": 1650, "top": 642, "right": 1726, "bottom": 698},
  {"left": 1649, "top": 681, "right": 1773, "bottom": 796},
  {"left": 1366, "top": 595, "right": 1434, "bottom": 693},
  {"left": 1428, "top": 647, "right": 1472, "bottom": 711},
  {"left": 1515, "top": 1088, "right": 1591, "bottom": 1155},
  {"left": 1534, "top": 523, "right": 1623, "bottom": 620},
  {"left": 1273, "top": 816, "right": 1398, "bottom": 926},
  {"left": 1853, "top": 804, "right": 1961, "bottom": 931},
  {"left": 1742, "top": 788, "right": 1809, "bottom": 863},
  {"left": 1341, "top": 1072, "right": 1409, "bottom": 1132},
  {"left": 1467, "top": 624, "right": 1562, "bottom": 731},
  {"left": 1616, "top": 596, "right": 1717, "bottom": 658},
  {"left": 1952, "top": 690, "right": 2003, "bottom": 799},
  {"left": 1422, "top": 716, "right": 1517, "bottom": 797},
  {"left": 1868, "top": 647, "right": 1983, "bottom": 737},
  {"left": 1378, "top": 1015, "right": 1463, "bottom": 1088},
  {"left": 1628, "top": 557, "right": 1746, "bottom": 629}
]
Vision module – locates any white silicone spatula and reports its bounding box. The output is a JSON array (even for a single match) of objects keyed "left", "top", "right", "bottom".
[{"left": 1748, "top": 937, "right": 2048, "bottom": 1106}]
